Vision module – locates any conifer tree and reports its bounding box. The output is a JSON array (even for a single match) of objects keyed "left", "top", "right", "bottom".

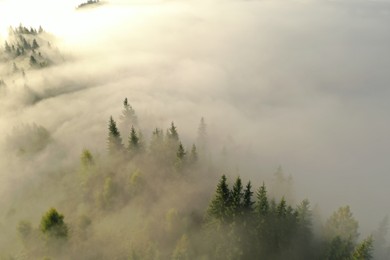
[
  {"left": 177, "top": 142, "right": 186, "bottom": 160},
  {"left": 325, "top": 206, "right": 359, "bottom": 243},
  {"left": 231, "top": 177, "right": 244, "bottom": 217},
  {"left": 168, "top": 122, "right": 179, "bottom": 141},
  {"left": 32, "top": 39, "right": 39, "bottom": 49},
  {"left": 243, "top": 181, "right": 254, "bottom": 214},
  {"left": 128, "top": 126, "right": 139, "bottom": 153},
  {"left": 256, "top": 183, "right": 269, "bottom": 217},
  {"left": 29, "top": 55, "right": 37, "bottom": 66},
  {"left": 208, "top": 175, "right": 231, "bottom": 223},
  {"left": 107, "top": 116, "right": 123, "bottom": 154},
  {"left": 353, "top": 236, "right": 373, "bottom": 260},
  {"left": 40, "top": 208, "right": 68, "bottom": 239}
]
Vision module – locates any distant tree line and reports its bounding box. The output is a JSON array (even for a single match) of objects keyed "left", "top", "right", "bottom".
[{"left": 77, "top": 0, "right": 100, "bottom": 9}]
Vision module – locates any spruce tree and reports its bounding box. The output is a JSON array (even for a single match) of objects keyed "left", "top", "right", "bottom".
[
  {"left": 177, "top": 142, "right": 186, "bottom": 160},
  {"left": 40, "top": 208, "right": 68, "bottom": 239},
  {"left": 29, "top": 55, "right": 37, "bottom": 66},
  {"left": 256, "top": 183, "right": 269, "bottom": 216},
  {"left": 168, "top": 122, "right": 179, "bottom": 141},
  {"left": 128, "top": 126, "right": 139, "bottom": 152},
  {"left": 32, "top": 39, "right": 39, "bottom": 49},
  {"left": 231, "top": 177, "right": 244, "bottom": 217},
  {"left": 207, "top": 175, "right": 231, "bottom": 223},
  {"left": 243, "top": 181, "right": 254, "bottom": 213},
  {"left": 107, "top": 116, "right": 123, "bottom": 154}
]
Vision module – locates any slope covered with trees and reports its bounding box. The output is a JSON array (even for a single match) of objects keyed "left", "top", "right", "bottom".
[{"left": 0, "top": 98, "right": 380, "bottom": 260}]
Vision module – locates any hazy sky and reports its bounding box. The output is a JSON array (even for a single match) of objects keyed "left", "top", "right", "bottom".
[{"left": 1, "top": 0, "right": 390, "bottom": 235}]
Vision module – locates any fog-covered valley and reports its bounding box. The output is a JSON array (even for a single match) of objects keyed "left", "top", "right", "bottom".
[{"left": 1, "top": 0, "right": 390, "bottom": 259}]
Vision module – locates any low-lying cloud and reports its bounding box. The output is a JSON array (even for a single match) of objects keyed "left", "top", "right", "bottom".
[{"left": 1, "top": 0, "right": 390, "bottom": 242}]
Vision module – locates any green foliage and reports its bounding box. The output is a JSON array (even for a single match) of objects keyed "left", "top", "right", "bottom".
[
  {"left": 2, "top": 100, "right": 376, "bottom": 259},
  {"left": 128, "top": 126, "right": 140, "bottom": 153},
  {"left": 230, "top": 177, "right": 244, "bottom": 218},
  {"left": 107, "top": 116, "right": 123, "bottom": 154},
  {"left": 207, "top": 175, "right": 231, "bottom": 223},
  {"left": 326, "top": 236, "right": 354, "bottom": 260},
  {"left": 40, "top": 208, "right": 68, "bottom": 239},
  {"left": 243, "top": 181, "right": 254, "bottom": 213},
  {"left": 353, "top": 236, "right": 373, "bottom": 260},
  {"left": 80, "top": 149, "right": 94, "bottom": 168},
  {"left": 176, "top": 142, "right": 186, "bottom": 160},
  {"left": 255, "top": 183, "right": 269, "bottom": 217}
]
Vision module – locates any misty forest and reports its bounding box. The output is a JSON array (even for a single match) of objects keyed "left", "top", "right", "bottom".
[{"left": 1, "top": 0, "right": 390, "bottom": 260}]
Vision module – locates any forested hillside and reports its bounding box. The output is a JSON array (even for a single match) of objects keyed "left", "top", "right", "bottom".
[
  {"left": 0, "top": 98, "right": 378, "bottom": 259},
  {"left": 0, "top": 25, "right": 61, "bottom": 76},
  {"left": 1, "top": 0, "right": 390, "bottom": 259}
]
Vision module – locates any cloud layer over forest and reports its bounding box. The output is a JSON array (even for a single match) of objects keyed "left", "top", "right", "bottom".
[{"left": 1, "top": 0, "right": 390, "bottom": 237}]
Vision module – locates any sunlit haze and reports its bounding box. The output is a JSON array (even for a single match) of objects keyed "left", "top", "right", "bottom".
[{"left": 1, "top": 0, "right": 390, "bottom": 258}]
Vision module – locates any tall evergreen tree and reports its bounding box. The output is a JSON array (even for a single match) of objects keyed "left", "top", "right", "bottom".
[
  {"left": 177, "top": 142, "right": 186, "bottom": 160},
  {"left": 168, "top": 122, "right": 179, "bottom": 141},
  {"left": 107, "top": 116, "right": 123, "bottom": 154},
  {"left": 128, "top": 126, "right": 139, "bottom": 153},
  {"left": 256, "top": 183, "right": 269, "bottom": 217},
  {"left": 32, "top": 39, "right": 39, "bottom": 49},
  {"left": 231, "top": 177, "right": 244, "bottom": 218},
  {"left": 207, "top": 175, "right": 231, "bottom": 223},
  {"left": 243, "top": 181, "right": 254, "bottom": 214}
]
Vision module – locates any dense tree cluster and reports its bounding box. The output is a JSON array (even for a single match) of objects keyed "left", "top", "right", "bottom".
[
  {"left": 0, "top": 98, "right": 384, "bottom": 259},
  {"left": 1, "top": 24, "right": 53, "bottom": 75},
  {"left": 204, "top": 175, "right": 373, "bottom": 259}
]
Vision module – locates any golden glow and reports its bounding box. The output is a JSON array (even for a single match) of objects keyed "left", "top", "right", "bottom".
[{"left": 0, "top": 0, "right": 145, "bottom": 44}]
